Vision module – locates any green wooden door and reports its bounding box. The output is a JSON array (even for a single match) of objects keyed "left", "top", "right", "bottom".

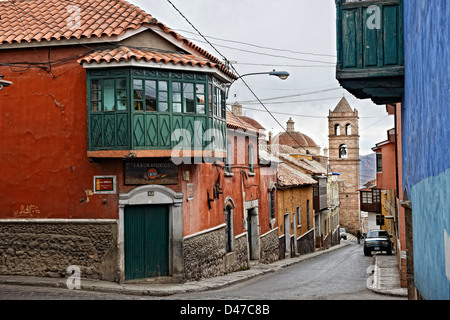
[{"left": 124, "top": 205, "right": 169, "bottom": 280}]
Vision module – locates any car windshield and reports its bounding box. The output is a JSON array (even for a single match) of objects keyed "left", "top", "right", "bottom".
[{"left": 366, "top": 230, "right": 389, "bottom": 238}]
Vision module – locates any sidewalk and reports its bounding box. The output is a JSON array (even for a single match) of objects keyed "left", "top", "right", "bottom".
[
  {"left": 0, "top": 241, "right": 406, "bottom": 298},
  {"left": 367, "top": 254, "right": 408, "bottom": 297}
]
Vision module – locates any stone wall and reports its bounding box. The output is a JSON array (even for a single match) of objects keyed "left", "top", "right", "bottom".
[
  {"left": 0, "top": 220, "right": 118, "bottom": 281},
  {"left": 259, "top": 228, "right": 279, "bottom": 264},
  {"left": 224, "top": 233, "right": 249, "bottom": 274},
  {"left": 183, "top": 227, "right": 253, "bottom": 281},
  {"left": 297, "top": 229, "right": 315, "bottom": 255},
  {"left": 183, "top": 226, "right": 226, "bottom": 281}
]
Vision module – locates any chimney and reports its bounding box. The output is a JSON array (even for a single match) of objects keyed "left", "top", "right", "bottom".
[
  {"left": 232, "top": 102, "right": 242, "bottom": 116},
  {"left": 286, "top": 117, "right": 295, "bottom": 132}
]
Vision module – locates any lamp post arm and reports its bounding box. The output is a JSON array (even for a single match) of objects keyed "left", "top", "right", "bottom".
[{"left": 225, "top": 70, "right": 289, "bottom": 100}]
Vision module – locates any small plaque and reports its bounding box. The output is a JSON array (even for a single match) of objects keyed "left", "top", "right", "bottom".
[
  {"left": 187, "top": 183, "right": 194, "bottom": 200},
  {"left": 94, "top": 176, "right": 116, "bottom": 194}
]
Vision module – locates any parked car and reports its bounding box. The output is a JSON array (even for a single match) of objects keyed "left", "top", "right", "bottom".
[
  {"left": 340, "top": 227, "right": 347, "bottom": 240},
  {"left": 363, "top": 229, "right": 393, "bottom": 256}
]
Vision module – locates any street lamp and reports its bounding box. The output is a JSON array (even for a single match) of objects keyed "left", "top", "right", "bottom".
[{"left": 226, "top": 70, "right": 289, "bottom": 99}]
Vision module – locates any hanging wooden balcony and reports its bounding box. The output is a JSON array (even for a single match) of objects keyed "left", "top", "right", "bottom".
[
  {"left": 335, "top": 0, "right": 404, "bottom": 105},
  {"left": 86, "top": 68, "right": 227, "bottom": 159}
]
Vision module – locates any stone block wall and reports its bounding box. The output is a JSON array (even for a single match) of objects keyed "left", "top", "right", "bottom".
[
  {"left": 225, "top": 233, "right": 249, "bottom": 274},
  {"left": 183, "top": 226, "right": 226, "bottom": 281},
  {"left": 297, "top": 229, "right": 314, "bottom": 255},
  {"left": 0, "top": 220, "right": 119, "bottom": 281},
  {"left": 259, "top": 228, "right": 279, "bottom": 264}
]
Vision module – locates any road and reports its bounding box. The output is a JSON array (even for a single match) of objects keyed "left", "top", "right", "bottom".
[
  {"left": 169, "top": 241, "right": 404, "bottom": 300},
  {"left": 0, "top": 241, "right": 404, "bottom": 301}
]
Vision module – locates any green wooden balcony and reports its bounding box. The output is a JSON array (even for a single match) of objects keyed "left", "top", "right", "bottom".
[
  {"left": 87, "top": 68, "right": 227, "bottom": 158},
  {"left": 336, "top": 0, "right": 404, "bottom": 105}
]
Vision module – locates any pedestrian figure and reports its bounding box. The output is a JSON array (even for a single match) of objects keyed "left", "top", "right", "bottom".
[{"left": 357, "top": 230, "right": 361, "bottom": 244}]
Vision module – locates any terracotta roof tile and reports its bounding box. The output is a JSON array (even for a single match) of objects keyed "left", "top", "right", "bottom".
[
  {"left": 78, "top": 46, "right": 218, "bottom": 69},
  {"left": 277, "top": 163, "right": 317, "bottom": 188},
  {"left": 238, "top": 116, "right": 265, "bottom": 130},
  {"left": 226, "top": 111, "right": 260, "bottom": 133},
  {"left": 0, "top": 0, "right": 155, "bottom": 44},
  {"left": 0, "top": 0, "right": 236, "bottom": 80}
]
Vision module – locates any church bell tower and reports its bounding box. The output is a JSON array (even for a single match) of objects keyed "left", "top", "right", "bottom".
[{"left": 328, "top": 97, "right": 360, "bottom": 235}]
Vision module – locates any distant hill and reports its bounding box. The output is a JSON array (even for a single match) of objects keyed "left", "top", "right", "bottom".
[{"left": 360, "top": 153, "right": 376, "bottom": 188}]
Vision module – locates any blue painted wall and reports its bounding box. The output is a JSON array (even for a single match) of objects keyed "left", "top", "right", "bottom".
[{"left": 402, "top": 0, "right": 450, "bottom": 300}]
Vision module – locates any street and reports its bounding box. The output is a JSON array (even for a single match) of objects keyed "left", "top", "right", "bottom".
[
  {"left": 169, "top": 241, "right": 404, "bottom": 300},
  {"left": 0, "top": 241, "right": 405, "bottom": 301}
]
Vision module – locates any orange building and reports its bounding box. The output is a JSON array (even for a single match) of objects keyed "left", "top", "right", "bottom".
[{"left": 0, "top": 0, "right": 278, "bottom": 283}]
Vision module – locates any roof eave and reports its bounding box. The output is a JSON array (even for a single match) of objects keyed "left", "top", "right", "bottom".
[
  {"left": 0, "top": 27, "right": 149, "bottom": 50},
  {"left": 81, "top": 59, "right": 234, "bottom": 83}
]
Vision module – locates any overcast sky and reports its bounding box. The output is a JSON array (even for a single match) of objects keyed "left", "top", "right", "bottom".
[{"left": 134, "top": 0, "right": 394, "bottom": 155}]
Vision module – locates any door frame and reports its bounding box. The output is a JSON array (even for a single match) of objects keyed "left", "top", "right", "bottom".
[{"left": 118, "top": 185, "right": 184, "bottom": 282}]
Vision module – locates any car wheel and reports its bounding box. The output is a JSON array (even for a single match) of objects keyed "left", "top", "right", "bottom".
[{"left": 364, "top": 248, "right": 371, "bottom": 256}]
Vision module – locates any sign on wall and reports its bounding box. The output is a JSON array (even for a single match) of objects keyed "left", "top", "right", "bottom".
[
  {"left": 94, "top": 176, "right": 116, "bottom": 194},
  {"left": 125, "top": 162, "right": 178, "bottom": 185}
]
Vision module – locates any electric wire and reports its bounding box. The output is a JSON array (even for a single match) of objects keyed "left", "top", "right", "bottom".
[
  {"left": 165, "top": 0, "right": 310, "bottom": 150},
  {"left": 172, "top": 28, "right": 337, "bottom": 58}
]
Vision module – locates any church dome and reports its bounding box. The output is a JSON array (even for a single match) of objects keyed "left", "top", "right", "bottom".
[{"left": 272, "top": 118, "right": 318, "bottom": 149}]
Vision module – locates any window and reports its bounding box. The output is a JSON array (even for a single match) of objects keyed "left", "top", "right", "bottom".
[
  {"left": 134, "top": 79, "right": 170, "bottom": 112},
  {"left": 196, "top": 84, "right": 205, "bottom": 114},
  {"left": 225, "top": 139, "right": 233, "bottom": 174},
  {"left": 269, "top": 189, "right": 275, "bottom": 220},
  {"left": 372, "top": 189, "right": 381, "bottom": 203},
  {"left": 172, "top": 82, "right": 182, "bottom": 113},
  {"left": 335, "top": 124, "right": 340, "bottom": 135},
  {"left": 306, "top": 200, "right": 310, "bottom": 230},
  {"left": 145, "top": 80, "right": 157, "bottom": 112},
  {"left": 362, "top": 192, "right": 373, "bottom": 204},
  {"left": 248, "top": 144, "right": 254, "bottom": 173},
  {"left": 158, "top": 81, "right": 168, "bottom": 112},
  {"left": 91, "top": 78, "right": 128, "bottom": 112},
  {"left": 297, "top": 206, "right": 301, "bottom": 227},
  {"left": 133, "top": 79, "right": 144, "bottom": 111},
  {"left": 91, "top": 79, "right": 102, "bottom": 112},
  {"left": 339, "top": 144, "right": 348, "bottom": 158},
  {"left": 225, "top": 206, "right": 233, "bottom": 253},
  {"left": 104, "top": 79, "right": 115, "bottom": 111},
  {"left": 346, "top": 124, "right": 351, "bottom": 135},
  {"left": 183, "top": 83, "right": 195, "bottom": 113},
  {"left": 376, "top": 153, "right": 382, "bottom": 172}
]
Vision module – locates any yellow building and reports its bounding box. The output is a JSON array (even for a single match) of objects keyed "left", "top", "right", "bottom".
[
  {"left": 276, "top": 162, "right": 317, "bottom": 259},
  {"left": 381, "top": 189, "right": 397, "bottom": 253}
]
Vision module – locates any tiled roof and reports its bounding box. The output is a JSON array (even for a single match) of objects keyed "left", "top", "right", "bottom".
[
  {"left": 239, "top": 116, "right": 265, "bottom": 130},
  {"left": 261, "top": 144, "right": 301, "bottom": 155},
  {"left": 278, "top": 153, "right": 326, "bottom": 175},
  {"left": 0, "top": 0, "right": 154, "bottom": 44},
  {"left": 0, "top": 0, "right": 236, "bottom": 79},
  {"left": 277, "top": 163, "right": 317, "bottom": 188},
  {"left": 78, "top": 46, "right": 217, "bottom": 68},
  {"left": 226, "top": 111, "right": 260, "bottom": 133}
]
